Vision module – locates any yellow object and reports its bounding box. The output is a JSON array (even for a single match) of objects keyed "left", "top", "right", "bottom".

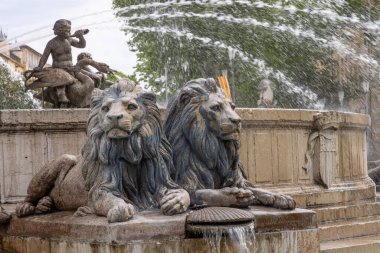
[{"left": 217, "top": 75, "right": 232, "bottom": 100}]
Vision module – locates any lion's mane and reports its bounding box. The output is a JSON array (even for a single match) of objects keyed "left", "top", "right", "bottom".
[
  {"left": 164, "top": 78, "right": 251, "bottom": 204},
  {"left": 82, "top": 83, "right": 179, "bottom": 210}
]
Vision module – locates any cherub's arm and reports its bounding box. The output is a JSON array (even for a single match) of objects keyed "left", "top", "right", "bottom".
[
  {"left": 70, "top": 30, "right": 86, "bottom": 48},
  {"left": 36, "top": 42, "right": 52, "bottom": 70}
]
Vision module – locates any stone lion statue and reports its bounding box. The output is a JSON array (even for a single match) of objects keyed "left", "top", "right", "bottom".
[
  {"left": 16, "top": 80, "right": 190, "bottom": 222},
  {"left": 164, "top": 78, "right": 295, "bottom": 209}
]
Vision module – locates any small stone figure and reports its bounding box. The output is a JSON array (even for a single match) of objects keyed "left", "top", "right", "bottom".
[
  {"left": 257, "top": 79, "right": 277, "bottom": 108},
  {"left": 164, "top": 78, "right": 295, "bottom": 209},
  {"left": 77, "top": 52, "right": 113, "bottom": 89},
  {"left": 16, "top": 80, "right": 190, "bottom": 222},
  {"left": 24, "top": 19, "right": 111, "bottom": 108}
]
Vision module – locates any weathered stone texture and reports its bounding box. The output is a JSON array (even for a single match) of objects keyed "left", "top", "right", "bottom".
[{"left": 0, "top": 109, "right": 87, "bottom": 203}]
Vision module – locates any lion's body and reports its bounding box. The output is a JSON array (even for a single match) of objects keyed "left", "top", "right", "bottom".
[
  {"left": 48, "top": 157, "right": 87, "bottom": 210},
  {"left": 15, "top": 154, "right": 87, "bottom": 217},
  {"left": 16, "top": 80, "right": 190, "bottom": 221},
  {"left": 164, "top": 79, "right": 249, "bottom": 203},
  {"left": 164, "top": 78, "right": 295, "bottom": 209}
]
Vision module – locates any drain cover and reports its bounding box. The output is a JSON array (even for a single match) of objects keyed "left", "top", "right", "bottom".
[{"left": 187, "top": 207, "right": 255, "bottom": 224}]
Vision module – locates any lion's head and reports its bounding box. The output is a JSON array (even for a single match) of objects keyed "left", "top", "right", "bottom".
[
  {"left": 82, "top": 79, "right": 179, "bottom": 210},
  {"left": 165, "top": 78, "right": 241, "bottom": 141},
  {"left": 97, "top": 84, "right": 145, "bottom": 139},
  {"left": 164, "top": 78, "right": 250, "bottom": 202},
  {"left": 196, "top": 87, "right": 241, "bottom": 141}
]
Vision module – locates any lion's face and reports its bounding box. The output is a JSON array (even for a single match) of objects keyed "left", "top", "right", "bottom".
[
  {"left": 98, "top": 94, "right": 145, "bottom": 139},
  {"left": 200, "top": 93, "right": 241, "bottom": 141}
]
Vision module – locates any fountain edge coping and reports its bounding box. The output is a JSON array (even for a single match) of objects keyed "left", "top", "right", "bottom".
[{"left": 0, "top": 206, "right": 316, "bottom": 244}]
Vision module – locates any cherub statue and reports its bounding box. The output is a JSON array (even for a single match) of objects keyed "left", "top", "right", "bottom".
[{"left": 25, "top": 19, "right": 111, "bottom": 108}]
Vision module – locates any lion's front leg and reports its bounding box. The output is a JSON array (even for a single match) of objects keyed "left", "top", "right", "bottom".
[
  {"left": 159, "top": 188, "right": 190, "bottom": 215},
  {"left": 91, "top": 190, "right": 135, "bottom": 223},
  {"left": 246, "top": 187, "right": 296, "bottom": 210},
  {"left": 194, "top": 187, "right": 254, "bottom": 207}
]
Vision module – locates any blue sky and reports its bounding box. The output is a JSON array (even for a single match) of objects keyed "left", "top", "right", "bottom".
[{"left": 0, "top": 0, "right": 137, "bottom": 74}]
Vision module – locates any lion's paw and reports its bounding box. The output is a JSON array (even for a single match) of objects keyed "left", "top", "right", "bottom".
[
  {"left": 248, "top": 188, "right": 295, "bottom": 210},
  {"left": 220, "top": 187, "right": 255, "bottom": 207},
  {"left": 16, "top": 202, "right": 35, "bottom": 217},
  {"left": 107, "top": 203, "right": 135, "bottom": 223},
  {"left": 0, "top": 211, "right": 11, "bottom": 223},
  {"left": 74, "top": 206, "right": 94, "bottom": 217},
  {"left": 35, "top": 196, "right": 54, "bottom": 214},
  {"left": 273, "top": 194, "right": 296, "bottom": 210},
  {"left": 160, "top": 189, "right": 190, "bottom": 215}
]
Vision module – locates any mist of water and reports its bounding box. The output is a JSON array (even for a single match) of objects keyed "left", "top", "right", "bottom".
[
  {"left": 114, "top": 0, "right": 380, "bottom": 108},
  {"left": 2, "top": 0, "right": 380, "bottom": 109},
  {"left": 121, "top": 24, "right": 318, "bottom": 102}
]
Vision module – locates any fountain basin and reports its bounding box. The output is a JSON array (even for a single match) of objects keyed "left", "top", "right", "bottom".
[
  {"left": 0, "top": 206, "right": 318, "bottom": 253},
  {"left": 0, "top": 108, "right": 372, "bottom": 252}
]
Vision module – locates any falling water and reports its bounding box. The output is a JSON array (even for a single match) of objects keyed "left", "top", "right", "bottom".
[
  {"left": 202, "top": 222, "right": 255, "bottom": 253},
  {"left": 119, "top": 24, "right": 318, "bottom": 102},
  {"left": 112, "top": 0, "right": 380, "bottom": 109}
]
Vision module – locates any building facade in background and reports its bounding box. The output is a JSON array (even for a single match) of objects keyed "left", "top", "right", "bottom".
[{"left": 0, "top": 29, "right": 41, "bottom": 73}]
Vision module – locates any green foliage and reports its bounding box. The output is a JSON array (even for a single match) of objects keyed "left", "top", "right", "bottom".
[
  {"left": 0, "top": 64, "right": 36, "bottom": 109},
  {"left": 113, "top": 0, "right": 380, "bottom": 108},
  {"left": 106, "top": 70, "right": 136, "bottom": 83}
]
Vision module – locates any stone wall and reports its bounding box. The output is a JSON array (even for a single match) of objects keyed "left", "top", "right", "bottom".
[
  {"left": 0, "top": 109, "right": 374, "bottom": 206},
  {"left": 0, "top": 109, "right": 87, "bottom": 203}
]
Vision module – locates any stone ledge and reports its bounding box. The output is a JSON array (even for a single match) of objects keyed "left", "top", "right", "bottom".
[
  {"left": 237, "top": 109, "right": 370, "bottom": 130},
  {"left": 0, "top": 109, "right": 369, "bottom": 131},
  {"left": 0, "top": 109, "right": 89, "bottom": 132},
  {"left": 0, "top": 207, "right": 316, "bottom": 243},
  {"left": 251, "top": 207, "right": 316, "bottom": 232},
  {"left": 261, "top": 178, "right": 376, "bottom": 208}
]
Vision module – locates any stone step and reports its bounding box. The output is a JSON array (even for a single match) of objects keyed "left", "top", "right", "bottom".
[
  {"left": 319, "top": 215, "right": 380, "bottom": 241},
  {"left": 320, "top": 234, "right": 380, "bottom": 253},
  {"left": 312, "top": 202, "right": 380, "bottom": 223}
]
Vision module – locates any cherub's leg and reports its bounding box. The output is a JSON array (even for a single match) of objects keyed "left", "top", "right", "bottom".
[{"left": 16, "top": 155, "right": 77, "bottom": 217}]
